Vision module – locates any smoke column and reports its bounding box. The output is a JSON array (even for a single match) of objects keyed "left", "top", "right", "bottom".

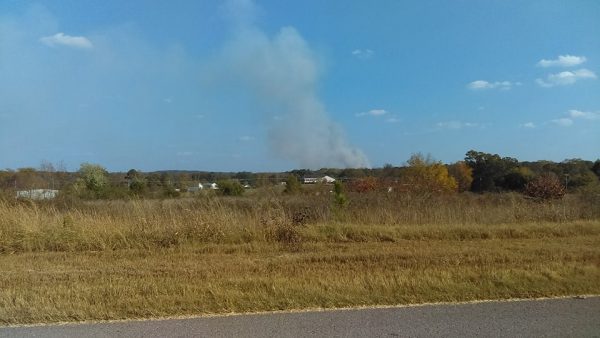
[{"left": 214, "top": 0, "right": 370, "bottom": 169}]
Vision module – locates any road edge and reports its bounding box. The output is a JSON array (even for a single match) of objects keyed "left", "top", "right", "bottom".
[{"left": 3, "top": 294, "right": 598, "bottom": 328}]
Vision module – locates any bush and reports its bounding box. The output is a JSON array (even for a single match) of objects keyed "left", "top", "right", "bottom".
[
  {"left": 347, "top": 177, "right": 379, "bottom": 193},
  {"left": 284, "top": 175, "right": 302, "bottom": 194},
  {"left": 333, "top": 181, "right": 347, "bottom": 207},
  {"left": 524, "top": 173, "right": 566, "bottom": 201},
  {"left": 217, "top": 179, "right": 244, "bottom": 196}
]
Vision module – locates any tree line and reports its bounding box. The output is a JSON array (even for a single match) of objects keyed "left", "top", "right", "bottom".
[{"left": 1, "top": 150, "right": 599, "bottom": 199}]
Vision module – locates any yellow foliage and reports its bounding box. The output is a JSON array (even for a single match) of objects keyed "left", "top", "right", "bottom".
[
  {"left": 448, "top": 161, "right": 474, "bottom": 192},
  {"left": 403, "top": 154, "right": 458, "bottom": 193}
]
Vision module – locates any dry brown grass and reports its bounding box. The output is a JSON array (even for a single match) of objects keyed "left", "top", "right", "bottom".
[
  {"left": 1, "top": 192, "right": 597, "bottom": 252},
  {"left": 0, "top": 192, "right": 599, "bottom": 325}
]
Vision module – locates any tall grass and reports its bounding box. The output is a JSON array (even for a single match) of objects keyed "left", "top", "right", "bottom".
[
  {"left": 0, "top": 192, "right": 597, "bottom": 253},
  {"left": 1, "top": 192, "right": 599, "bottom": 324}
]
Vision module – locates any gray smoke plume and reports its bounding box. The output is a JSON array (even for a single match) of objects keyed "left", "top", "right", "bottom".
[{"left": 213, "top": 0, "right": 370, "bottom": 169}]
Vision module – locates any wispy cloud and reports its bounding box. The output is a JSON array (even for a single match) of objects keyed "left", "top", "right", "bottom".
[
  {"left": 519, "top": 122, "right": 535, "bottom": 129},
  {"left": 536, "top": 69, "right": 597, "bottom": 87},
  {"left": 356, "top": 109, "right": 388, "bottom": 117},
  {"left": 568, "top": 109, "right": 600, "bottom": 120},
  {"left": 550, "top": 118, "right": 573, "bottom": 127},
  {"left": 537, "top": 55, "right": 587, "bottom": 68},
  {"left": 544, "top": 109, "right": 599, "bottom": 127},
  {"left": 467, "top": 80, "right": 518, "bottom": 90},
  {"left": 39, "top": 32, "right": 93, "bottom": 49},
  {"left": 238, "top": 135, "right": 255, "bottom": 142},
  {"left": 436, "top": 121, "right": 480, "bottom": 130},
  {"left": 351, "top": 49, "right": 374, "bottom": 59},
  {"left": 519, "top": 122, "right": 536, "bottom": 128},
  {"left": 386, "top": 117, "right": 401, "bottom": 123}
]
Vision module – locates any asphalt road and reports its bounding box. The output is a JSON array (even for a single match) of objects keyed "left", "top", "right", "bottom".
[{"left": 2, "top": 297, "right": 599, "bottom": 337}]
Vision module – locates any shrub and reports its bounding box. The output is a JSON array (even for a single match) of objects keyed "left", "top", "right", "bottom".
[
  {"left": 284, "top": 175, "right": 302, "bottom": 194},
  {"left": 216, "top": 179, "right": 244, "bottom": 196},
  {"left": 333, "top": 181, "right": 347, "bottom": 207},
  {"left": 524, "top": 173, "right": 566, "bottom": 200},
  {"left": 347, "top": 177, "right": 379, "bottom": 193}
]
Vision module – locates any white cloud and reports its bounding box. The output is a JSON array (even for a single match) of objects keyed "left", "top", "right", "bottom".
[
  {"left": 351, "top": 49, "right": 374, "bottom": 59},
  {"left": 436, "top": 121, "right": 479, "bottom": 129},
  {"left": 386, "top": 117, "right": 401, "bottom": 123},
  {"left": 467, "top": 80, "right": 513, "bottom": 90},
  {"left": 238, "top": 135, "right": 255, "bottom": 142},
  {"left": 536, "top": 68, "right": 597, "bottom": 87},
  {"left": 537, "top": 55, "right": 587, "bottom": 68},
  {"left": 568, "top": 109, "right": 600, "bottom": 120},
  {"left": 550, "top": 118, "right": 573, "bottom": 127},
  {"left": 520, "top": 122, "right": 535, "bottom": 128},
  {"left": 368, "top": 109, "right": 387, "bottom": 116},
  {"left": 40, "top": 32, "right": 93, "bottom": 49},
  {"left": 356, "top": 109, "right": 388, "bottom": 117}
]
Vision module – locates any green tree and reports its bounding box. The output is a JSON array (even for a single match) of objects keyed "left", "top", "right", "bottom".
[
  {"left": 78, "top": 163, "right": 109, "bottom": 195},
  {"left": 464, "top": 150, "right": 518, "bottom": 192},
  {"left": 126, "top": 169, "right": 147, "bottom": 195},
  {"left": 216, "top": 179, "right": 244, "bottom": 196},
  {"left": 560, "top": 159, "right": 597, "bottom": 190},
  {"left": 502, "top": 167, "right": 535, "bottom": 191},
  {"left": 592, "top": 160, "right": 600, "bottom": 179},
  {"left": 284, "top": 175, "right": 302, "bottom": 194}
]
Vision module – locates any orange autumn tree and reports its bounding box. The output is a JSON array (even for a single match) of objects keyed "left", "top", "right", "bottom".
[{"left": 448, "top": 161, "right": 474, "bottom": 192}]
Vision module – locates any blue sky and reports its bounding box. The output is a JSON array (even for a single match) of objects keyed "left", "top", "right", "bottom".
[{"left": 1, "top": 0, "right": 598, "bottom": 171}]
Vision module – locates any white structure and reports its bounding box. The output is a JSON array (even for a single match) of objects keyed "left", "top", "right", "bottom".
[
  {"left": 16, "top": 189, "right": 59, "bottom": 200},
  {"left": 187, "top": 183, "right": 204, "bottom": 193},
  {"left": 321, "top": 176, "right": 336, "bottom": 184},
  {"left": 204, "top": 182, "right": 218, "bottom": 190},
  {"left": 187, "top": 182, "right": 219, "bottom": 192},
  {"left": 303, "top": 176, "right": 336, "bottom": 184}
]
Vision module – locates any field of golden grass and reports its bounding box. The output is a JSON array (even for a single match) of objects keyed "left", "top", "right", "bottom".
[{"left": 0, "top": 192, "right": 599, "bottom": 324}]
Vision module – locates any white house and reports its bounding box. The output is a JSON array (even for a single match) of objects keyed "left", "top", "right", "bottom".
[
  {"left": 16, "top": 189, "right": 59, "bottom": 200},
  {"left": 187, "top": 183, "right": 203, "bottom": 193},
  {"left": 303, "top": 176, "right": 336, "bottom": 184},
  {"left": 321, "top": 176, "right": 336, "bottom": 184}
]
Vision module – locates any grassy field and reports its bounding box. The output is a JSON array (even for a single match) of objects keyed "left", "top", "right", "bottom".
[{"left": 1, "top": 192, "right": 599, "bottom": 325}]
